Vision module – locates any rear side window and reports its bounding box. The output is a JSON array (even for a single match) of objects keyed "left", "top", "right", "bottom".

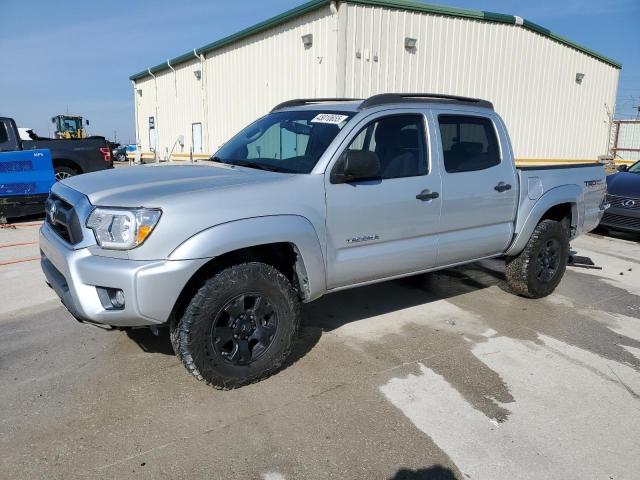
[{"left": 438, "top": 115, "right": 500, "bottom": 173}]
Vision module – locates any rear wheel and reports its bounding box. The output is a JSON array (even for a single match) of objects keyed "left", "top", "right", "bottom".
[
  {"left": 170, "top": 262, "right": 301, "bottom": 389},
  {"left": 54, "top": 166, "right": 77, "bottom": 181},
  {"left": 505, "top": 219, "right": 569, "bottom": 298}
]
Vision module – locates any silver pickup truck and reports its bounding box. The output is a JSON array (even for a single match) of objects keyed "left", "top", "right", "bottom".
[{"left": 40, "top": 93, "right": 607, "bottom": 388}]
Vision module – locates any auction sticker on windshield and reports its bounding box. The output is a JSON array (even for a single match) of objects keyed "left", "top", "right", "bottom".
[{"left": 311, "top": 114, "right": 349, "bottom": 125}]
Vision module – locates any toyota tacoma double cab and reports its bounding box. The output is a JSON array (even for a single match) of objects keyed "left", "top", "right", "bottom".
[{"left": 39, "top": 93, "right": 608, "bottom": 388}]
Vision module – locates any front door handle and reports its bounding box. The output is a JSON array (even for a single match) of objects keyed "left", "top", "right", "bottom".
[
  {"left": 494, "top": 182, "right": 512, "bottom": 193},
  {"left": 416, "top": 189, "right": 440, "bottom": 201}
]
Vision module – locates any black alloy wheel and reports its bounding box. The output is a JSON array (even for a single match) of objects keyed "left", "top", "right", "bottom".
[
  {"left": 535, "top": 238, "right": 561, "bottom": 283},
  {"left": 211, "top": 293, "right": 278, "bottom": 365}
]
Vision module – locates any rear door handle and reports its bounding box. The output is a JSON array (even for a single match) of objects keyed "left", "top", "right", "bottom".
[
  {"left": 494, "top": 182, "right": 512, "bottom": 193},
  {"left": 416, "top": 189, "right": 440, "bottom": 201}
]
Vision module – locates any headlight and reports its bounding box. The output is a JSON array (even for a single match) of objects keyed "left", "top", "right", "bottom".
[{"left": 86, "top": 208, "right": 161, "bottom": 250}]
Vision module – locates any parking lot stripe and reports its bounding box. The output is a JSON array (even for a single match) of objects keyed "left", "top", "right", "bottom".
[
  {"left": 0, "top": 256, "right": 40, "bottom": 266},
  {"left": 0, "top": 241, "right": 37, "bottom": 249},
  {"left": 1, "top": 222, "right": 43, "bottom": 228}
]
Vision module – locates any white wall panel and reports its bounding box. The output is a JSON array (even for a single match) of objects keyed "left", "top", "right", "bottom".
[
  {"left": 340, "top": 3, "right": 619, "bottom": 162},
  {"left": 133, "top": 1, "right": 619, "bottom": 163},
  {"left": 133, "top": 76, "right": 155, "bottom": 153},
  {"left": 204, "top": 6, "right": 338, "bottom": 153},
  {"left": 144, "top": 58, "right": 206, "bottom": 158}
]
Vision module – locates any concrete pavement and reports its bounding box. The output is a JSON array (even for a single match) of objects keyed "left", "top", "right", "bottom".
[{"left": 1, "top": 223, "right": 639, "bottom": 479}]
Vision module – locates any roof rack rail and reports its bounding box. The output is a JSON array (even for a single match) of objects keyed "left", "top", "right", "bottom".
[
  {"left": 358, "top": 93, "right": 494, "bottom": 110},
  {"left": 271, "top": 98, "right": 361, "bottom": 111}
]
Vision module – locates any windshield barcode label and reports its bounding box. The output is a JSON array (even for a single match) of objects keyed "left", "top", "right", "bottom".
[{"left": 311, "top": 114, "right": 349, "bottom": 125}]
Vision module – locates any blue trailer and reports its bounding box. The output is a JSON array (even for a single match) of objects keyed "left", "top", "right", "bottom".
[{"left": 0, "top": 118, "right": 55, "bottom": 221}]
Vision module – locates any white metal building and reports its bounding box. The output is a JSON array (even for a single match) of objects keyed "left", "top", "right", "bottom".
[{"left": 130, "top": 0, "right": 621, "bottom": 165}]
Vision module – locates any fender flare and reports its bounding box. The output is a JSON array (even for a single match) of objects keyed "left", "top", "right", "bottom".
[
  {"left": 169, "top": 215, "right": 326, "bottom": 301},
  {"left": 506, "top": 185, "right": 582, "bottom": 256}
]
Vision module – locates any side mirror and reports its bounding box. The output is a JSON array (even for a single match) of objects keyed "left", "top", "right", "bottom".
[
  {"left": 331, "top": 150, "right": 381, "bottom": 184},
  {"left": 617, "top": 164, "right": 628, "bottom": 172}
]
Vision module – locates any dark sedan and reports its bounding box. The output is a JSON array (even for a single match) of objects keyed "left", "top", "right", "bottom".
[{"left": 600, "top": 161, "right": 640, "bottom": 233}]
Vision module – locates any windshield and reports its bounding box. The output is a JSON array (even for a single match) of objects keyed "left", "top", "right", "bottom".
[
  {"left": 62, "top": 118, "right": 81, "bottom": 132},
  {"left": 629, "top": 161, "right": 640, "bottom": 173},
  {"left": 212, "top": 110, "right": 355, "bottom": 173}
]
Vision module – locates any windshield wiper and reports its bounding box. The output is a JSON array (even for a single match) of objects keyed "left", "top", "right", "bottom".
[{"left": 232, "top": 160, "right": 289, "bottom": 173}]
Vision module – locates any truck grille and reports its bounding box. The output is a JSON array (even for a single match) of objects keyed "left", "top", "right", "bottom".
[
  {"left": 601, "top": 212, "right": 640, "bottom": 231},
  {"left": 606, "top": 194, "right": 640, "bottom": 210},
  {"left": 45, "top": 194, "right": 83, "bottom": 244}
]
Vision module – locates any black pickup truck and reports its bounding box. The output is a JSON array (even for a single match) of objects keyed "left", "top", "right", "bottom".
[{"left": 0, "top": 117, "right": 113, "bottom": 180}]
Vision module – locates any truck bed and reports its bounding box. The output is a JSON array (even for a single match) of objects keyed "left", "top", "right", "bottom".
[
  {"left": 516, "top": 162, "right": 606, "bottom": 240},
  {"left": 22, "top": 137, "right": 112, "bottom": 176},
  {"left": 517, "top": 162, "right": 601, "bottom": 171}
]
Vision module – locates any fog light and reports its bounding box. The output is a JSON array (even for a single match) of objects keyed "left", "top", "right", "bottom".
[
  {"left": 112, "top": 289, "right": 125, "bottom": 308},
  {"left": 96, "top": 287, "right": 125, "bottom": 310}
]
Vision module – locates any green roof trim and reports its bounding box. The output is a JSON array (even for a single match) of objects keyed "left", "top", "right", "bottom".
[
  {"left": 521, "top": 19, "right": 621, "bottom": 69},
  {"left": 129, "top": 0, "right": 327, "bottom": 81},
  {"left": 129, "top": 0, "right": 620, "bottom": 81},
  {"left": 347, "top": 0, "right": 514, "bottom": 23}
]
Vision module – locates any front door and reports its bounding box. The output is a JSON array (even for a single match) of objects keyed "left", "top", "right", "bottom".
[
  {"left": 434, "top": 112, "right": 518, "bottom": 266},
  {"left": 325, "top": 112, "right": 442, "bottom": 288}
]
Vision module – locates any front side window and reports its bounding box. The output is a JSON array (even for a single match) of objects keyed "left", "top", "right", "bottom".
[
  {"left": 438, "top": 115, "right": 500, "bottom": 173},
  {"left": 213, "top": 110, "right": 355, "bottom": 173},
  {"left": 338, "top": 114, "right": 428, "bottom": 179}
]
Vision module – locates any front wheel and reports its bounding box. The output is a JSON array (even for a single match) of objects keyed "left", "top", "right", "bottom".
[
  {"left": 170, "top": 262, "right": 301, "bottom": 389},
  {"left": 505, "top": 219, "right": 569, "bottom": 298}
]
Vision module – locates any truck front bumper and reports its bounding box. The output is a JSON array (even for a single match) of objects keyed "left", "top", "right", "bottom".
[{"left": 39, "top": 223, "right": 208, "bottom": 328}]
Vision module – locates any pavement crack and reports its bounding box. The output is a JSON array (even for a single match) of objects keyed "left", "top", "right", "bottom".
[{"left": 608, "top": 365, "right": 640, "bottom": 402}]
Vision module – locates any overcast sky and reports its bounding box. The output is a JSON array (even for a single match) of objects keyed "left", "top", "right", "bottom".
[{"left": 1, "top": 0, "right": 638, "bottom": 143}]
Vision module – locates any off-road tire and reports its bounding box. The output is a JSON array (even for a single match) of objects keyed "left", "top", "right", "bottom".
[
  {"left": 170, "top": 262, "right": 301, "bottom": 389},
  {"left": 505, "top": 219, "right": 569, "bottom": 299}
]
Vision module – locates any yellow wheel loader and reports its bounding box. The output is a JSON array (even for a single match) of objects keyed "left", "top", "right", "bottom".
[{"left": 51, "top": 114, "right": 89, "bottom": 139}]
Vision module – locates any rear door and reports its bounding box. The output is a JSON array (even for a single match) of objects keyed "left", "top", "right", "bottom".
[
  {"left": 433, "top": 111, "right": 518, "bottom": 266},
  {"left": 324, "top": 110, "right": 442, "bottom": 288}
]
